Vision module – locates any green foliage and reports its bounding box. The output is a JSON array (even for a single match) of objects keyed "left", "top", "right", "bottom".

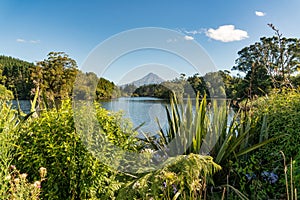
[
  {"left": 254, "top": 89, "right": 300, "bottom": 162},
  {"left": 143, "top": 93, "right": 279, "bottom": 199},
  {"left": 0, "top": 84, "right": 14, "bottom": 100},
  {"left": 133, "top": 83, "right": 173, "bottom": 98},
  {"left": 246, "top": 89, "right": 300, "bottom": 197},
  {"left": 96, "top": 77, "right": 120, "bottom": 99},
  {"left": 6, "top": 166, "right": 46, "bottom": 200},
  {"left": 132, "top": 72, "right": 226, "bottom": 99},
  {"left": 32, "top": 52, "right": 78, "bottom": 102},
  {"left": 186, "top": 73, "right": 207, "bottom": 97},
  {"left": 0, "top": 55, "right": 34, "bottom": 99},
  {"left": 203, "top": 71, "right": 226, "bottom": 98},
  {"left": 73, "top": 71, "right": 120, "bottom": 101},
  {"left": 148, "top": 94, "right": 276, "bottom": 161},
  {"left": 292, "top": 153, "right": 300, "bottom": 198},
  {"left": 232, "top": 25, "right": 300, "bottom": 99},
  {"left": 117, "top": 154, "right": 221, "bottom": 200},
  {"left": 14, "top": 100, "right": 139, "bottom": 199},
  {"left": 228, "top": 89, "right": 300, "bottom": 199},
  {"left": 291, "top": 74, "right": 300, "bottom": 88},
  {"left": 120, "top": 84, "right": 137, "bottom": 96},
  {"left": 0, "top": 102, "right": 20, "bottom": 198},
  {"left": 73, "top": 71, "right": 99, "bottom": 100},
  {"left": 145, "top": 94, "right": 209, "bottom": 156}
]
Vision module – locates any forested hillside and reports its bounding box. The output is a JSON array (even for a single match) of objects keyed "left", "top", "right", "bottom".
[
  {"left": 0, "top": 55, "right": 34, "bottom": 99},
  {"left": 0, "top": 53, "right": 119, "bottom": 101}
]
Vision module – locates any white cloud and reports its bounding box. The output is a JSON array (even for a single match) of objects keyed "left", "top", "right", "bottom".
[
  {"left": 255, "top": 11, "right": 266, "bottom": 17},
  {"left": 166, "top": 38, "right": 178, "bottom": 43},
  {"left": 29, "top": 40, "right": 40, "bottom": 44},
  {"left": 184, "top": 30, "right": 203, "bottom": 35},
  {"left": 16, "top": 38, "right": 40, "bottom": 44},
  {"left": 179, "top": 28, "right": 204, "bottom": 35},
  {"left": 185, "top": 30, "right": 199, "bottom": 35},
  {"left": 205, "top": 25, "right": 249, "bottom": 42},
  {"left": 184, "top": 35, "right": 194, "bottom": 40},
  {"left": 16, "top": 38, "right": 26, "bottom": 43}
]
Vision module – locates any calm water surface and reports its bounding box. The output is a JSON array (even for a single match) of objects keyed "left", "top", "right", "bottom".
[
  {"left": 100, "top": 97, "right": 234, "bottom": 136},
  {"left": 100, "top": 97, "right": 169, "bottom": 136},
  {"left": 11, "top": 100, "right": 31, "bottom": 113},
  {"left": 14, "top": 97, "right": 234, "bottom": 137}
]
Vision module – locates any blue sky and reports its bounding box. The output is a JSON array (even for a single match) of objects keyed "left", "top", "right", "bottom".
[{"left": 1, "top": 0, "right": 300, "bottom": 84}]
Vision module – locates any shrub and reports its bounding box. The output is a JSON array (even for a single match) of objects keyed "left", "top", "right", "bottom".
[
  {"left": 238, "top": 89, "right": 300, "bottom": 198},
  {"left": 117, "top": 154, "right": 221, "bottom": 200},
  {"left": 0, "top": 102, "right": 19, "bottom": 198},
  {"left": 14, "top": 100, "right": 140, "bottom": 199},
  {"left": 0, "top": 84, "right": 13, "bottom": 100}
]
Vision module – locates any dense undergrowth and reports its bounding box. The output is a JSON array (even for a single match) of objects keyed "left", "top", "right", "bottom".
[{"left": 0, "top": 89, "right": 299, "bottom": 199}]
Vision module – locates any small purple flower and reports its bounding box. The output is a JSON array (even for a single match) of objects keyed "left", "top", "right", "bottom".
[
  {"left": 163, "top": 181, "right": 167, "bottom": 188},
  {"left": 172, "top": 184, "right": 178, "bottom": 194}
]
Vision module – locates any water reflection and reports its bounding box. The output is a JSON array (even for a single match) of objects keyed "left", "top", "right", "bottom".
[{"left": 100, "top": 97, "right": 169, "bottom": 136}]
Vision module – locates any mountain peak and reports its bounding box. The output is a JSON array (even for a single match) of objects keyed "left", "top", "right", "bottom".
[{"left": 130, "top": 73, "right": 164, "bottom": 87}]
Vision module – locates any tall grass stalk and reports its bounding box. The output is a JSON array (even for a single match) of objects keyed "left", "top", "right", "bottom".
[{"left": 281, "top": 151, "right": 298, "bottom": 200}]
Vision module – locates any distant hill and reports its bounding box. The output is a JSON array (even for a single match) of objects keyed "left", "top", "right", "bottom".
[
  {"left": 129, "top": 73, "right": 165, "bottom": 87},
  {"left": 0, "top": 55, "right": 34, "bottom": 99}
]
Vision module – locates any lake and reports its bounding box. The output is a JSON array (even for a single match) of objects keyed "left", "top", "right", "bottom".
[
  {"left": 12, "top": 97, "right": 234, "bottom": 137},
  {"left": 11, "top": 100, "right": 31, "bottom": 113},
  {"left": 100, "top": 97, "right": 170, "bottom": 136},
  {"left": 12, "top": 98, "right": 170, "bottom": 135},
  {"left": 100, "top": 97, "right": 234, "bottom": 137}
]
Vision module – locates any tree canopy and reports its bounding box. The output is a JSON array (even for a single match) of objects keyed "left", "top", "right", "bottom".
[
  {"left": 232, "top": 24, "right": 300, "bottom": 99},
  {"left": 0, "top": 55, "right": 34, "bottom": 99},
  {"left": 31, "top": 52, "right": 78, "bottom": 101}
]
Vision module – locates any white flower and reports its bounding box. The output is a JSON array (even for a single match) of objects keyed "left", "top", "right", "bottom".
[
  {"left": 34, "top": 181, "right": 41, "bottom": 188},
  {"left": 14, "top": 178, "right": 20, "bottom": 184},
  {"left": 132, "top": 181, "right": 140, "bottom": 189},
  {"left": 141, "top": 148, "right": 154, "bottom": 154},
  {"left": 20, "top": 173, "right": 28, "bottom": 180},
  {"left": 5, "top": 175, "right": 11, "bottom": 180}
]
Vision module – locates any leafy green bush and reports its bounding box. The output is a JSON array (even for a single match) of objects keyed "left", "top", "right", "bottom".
[
  {"left": 14, "top": 100, "right": 140, "bottom": 199},
  {"left": 142, "top": 94, "right": 278, "bottom": 198},
  {"left": 0, "top": 102, "right": 48, "bottom": 199},
  {"left": 0, "top": 84, "right": 13, "bottom": 100},
  {"left": 0, "top": 102, "right": 19, "bottom": 198},
  {"left": 117, "top": 154, "right": 221, "bottom": 200},
  {"left": 255, "top": 89, "right": 300, "bottom": 160},
  {"left": 237, "top": 89, "right": 300, "bottom": 198}
]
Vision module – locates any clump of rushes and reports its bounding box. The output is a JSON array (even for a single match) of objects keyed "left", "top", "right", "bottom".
[{"left": 7, "top": 166, "right": 47, "bottom": 200}]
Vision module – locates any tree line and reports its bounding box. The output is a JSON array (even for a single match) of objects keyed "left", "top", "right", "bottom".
[
  {"left": 125, "top": 25, "right": 300, "bottom": 100},
  {"left": 0, "top": 52, "right": 120, "bottom": 101},
  {"left": 1, "top": 24, "right": 299, "bottom": 102}
]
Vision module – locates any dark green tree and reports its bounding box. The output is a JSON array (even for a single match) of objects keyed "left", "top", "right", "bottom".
[
  {"left": 0, "top": 67, "right": 6, "bottom": 85},
  {"left": 203, "top": 72, "right": 226, "bottom": 98},
  {"left": 187, "top": 73, "right": 207, "bottom": 97},
  {"left": 96, "top": 77, "right": 118, "bottom": 99},
  {"left": 218, "top": 70, "right": 243, "bottom": 99},
  {"left": 0, "top": 55, "right": 34, "bottom": 99},
  {"left": 232, "top": 25, "right": 300, "bottom": 99},
  {"left": 32, "top": 52, "right": 78, "bottom": 101},
  {"left": 121, "top": 84, "right": 137, "bottom": 96},
  {"left": 73, "top": 71, "right": 99, "bottom": 100}
]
